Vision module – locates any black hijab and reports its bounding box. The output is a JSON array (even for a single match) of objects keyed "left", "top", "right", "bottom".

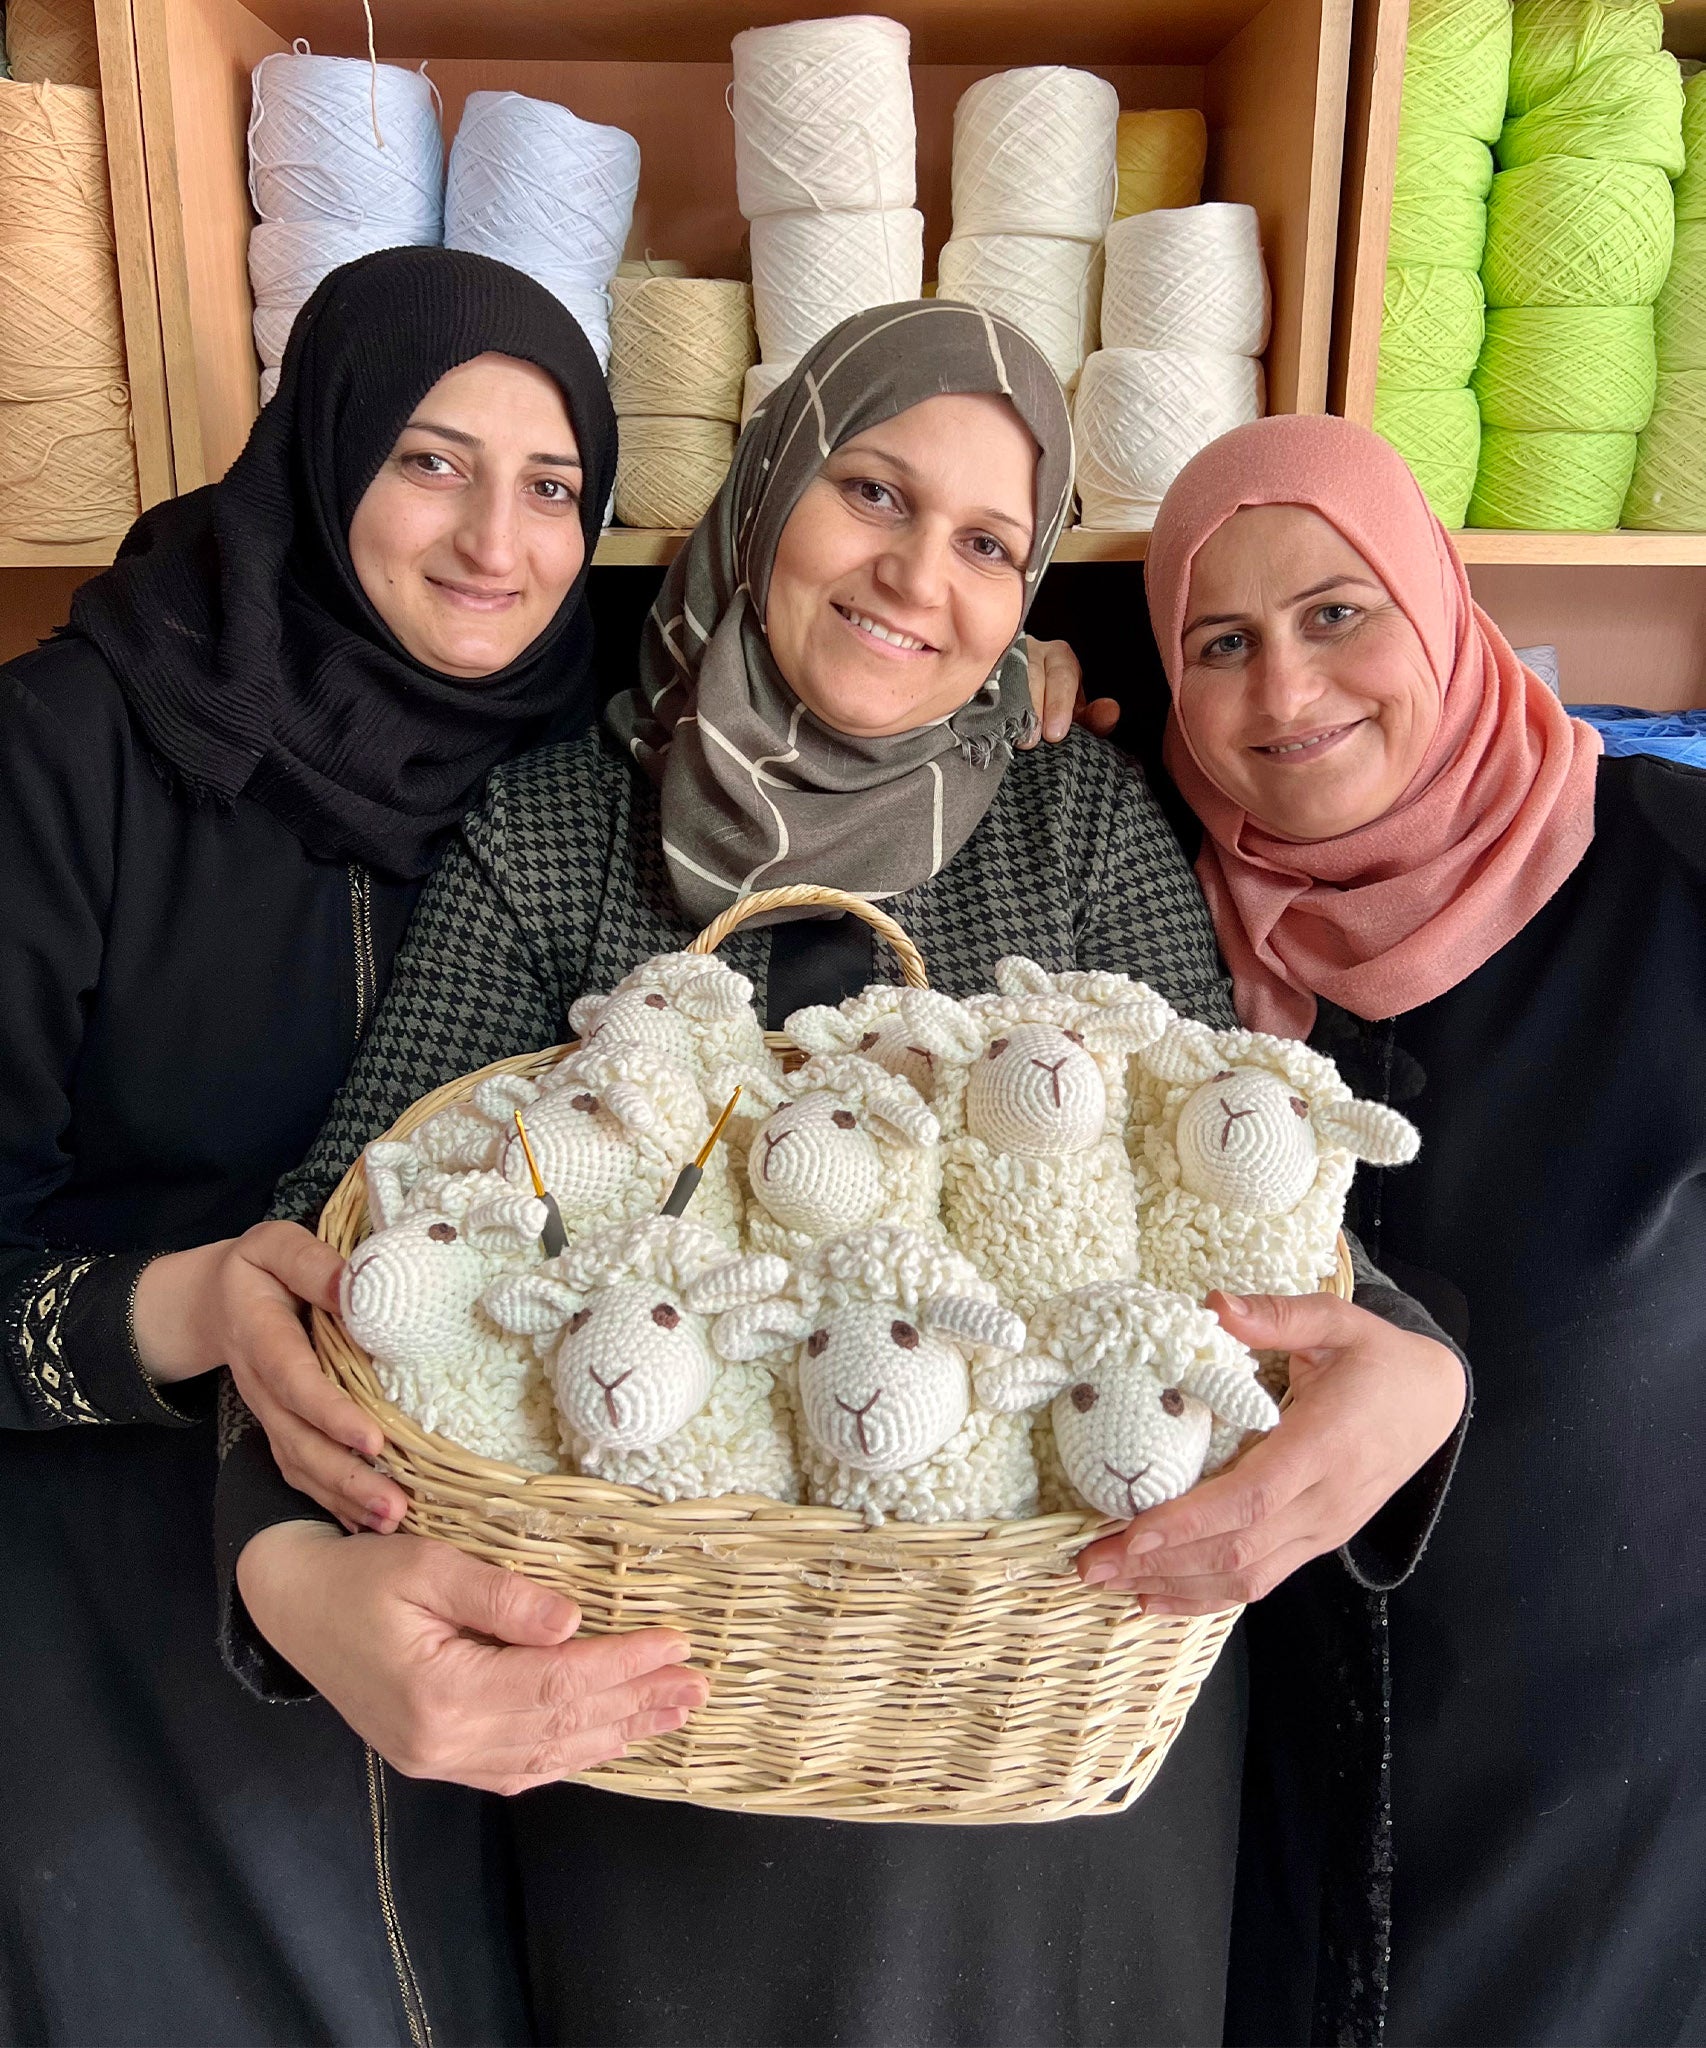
[{"left": 69, "top": 246, "right": 617, "bottom": 879}]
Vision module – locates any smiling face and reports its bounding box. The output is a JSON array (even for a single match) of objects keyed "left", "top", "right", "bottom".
[
  {"left": 347, "top": 352, "right": 587, "bottom": 678},
  {"left": 1175, "top": 504, "right": 1443, "bottom": 841},
  {"left": 762, "top": 392, "right": 1037, "bottom": 737}
]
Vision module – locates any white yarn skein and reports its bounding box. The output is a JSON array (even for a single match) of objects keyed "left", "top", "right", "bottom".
[
  {"left": 1102, "top": 204, "right": 1271, "bottom": 358},
  {"left": 750, "top": 207, "right": 924, "bottom": 364},
  {"left": 259, "top": 366, "right": 280, "bottom": 406},
  {"left": 445, "top": 90, "right": 639, "bottom": 305},
  {"left": 731, "top": 16, "right": 916, "bottom": 219},
  {"left": 952, "top": 67, "right": 1118, "bottom": 245},
  {"left": 742, "top": 359, "right": 794, "bottom": 425},
  {"left": 937, "top": 234, "right": 1103, "bottom": 389},
  {"left": 1074, "top": 347, "right": 1263, "bottom": 529},
  {"left": 248, "top": 50, "right": 444, "bottom": 235},
  {"left": 249, "top": 219, "right": 433, "bottom": 371}
]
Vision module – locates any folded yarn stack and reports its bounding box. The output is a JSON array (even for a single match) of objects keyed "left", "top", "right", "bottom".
[
  {"left": 1372, "top": 0, "right": 1511, "bottom": 525},
  {"left": 0, "top": 78, "right": 140, "bottom": 543},
  {"left": 1625, "top": 66, "right": 1706, "bottom": 530},
  {"left": 935, "top": 66, "right": 1117, "bottom": 392},
  {"left": 610, "top": 270, "right": 756, "bottom": 529},
  {"left": 246, "top": 49, "right": 443, "bottom": 406},
  {"left": 1469, "top": 0, "right": 1682, "bottom": 529},
  {"left": 733, "top": 15, "right": 921, "bottom": 423},
  {"left": 1075, "top": 204, "right": 1267, "bottom": 530},
  {"left": 444, "top": 90, "right": 639, "bottom": 373},
  {"left": 1113, "top": 108, "right": 1207, "bottom": 220}
]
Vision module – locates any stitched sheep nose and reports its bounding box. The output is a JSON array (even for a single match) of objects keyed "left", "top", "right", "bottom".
[
  {"left": 1030, "top": 1055, "right": 1073, "bottom": 1107},
  {"left": 588, "top": 1363, "right": 636, "bottom": 1428},
  {"left": 1217, "top": 1097, "right": 1258, "bottom": 1149},
  {"left": 835, "top": 1387, "right": 884, "bottom": 1457},
  {"left": 759, "top": 1128, "right": 792, "bottom": 1178},
  {"left": 1103, "top": 1461, "right": 1153, "bottom": 1516}
]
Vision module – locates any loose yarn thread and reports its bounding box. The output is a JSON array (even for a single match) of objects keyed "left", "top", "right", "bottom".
[
  {"left": 936, "top": 234, "right": 1102, "bottom": 389},
  {"left": 951, "top": 67, "right": 1119, "bottom": 244},
  {"left": 1468, "top": 423, "right": 1636, "bottom": 527},
  {"left": 730, "top": 16, "right": 915, "bottom": 217},
  {"left": 1472, "top": 304, "right": 1656, "bottom": 430},
  {"left": 1113, "top": 109, "right": 1206, "bottom": 219},
  {"left": 1373, "top": 386, "right": 1482, "bottom": 526},
  {"left": 610, "top": 276, "right": 756, "bottom": 423},
  {"left": 749, "top": 207, "right": 924, "bottom": 363},
  {"left": 614, "top": 416, "right": 738, "bottom": 530},
  {"left": 1073, "top": 348, "right": 1262, "bottom": 529},
  {"left": 4, "top": 0, "right": 98, "bottom": 87},
  {"left": 1101, "top": 203, "right": 1270, "bottom": 357}
]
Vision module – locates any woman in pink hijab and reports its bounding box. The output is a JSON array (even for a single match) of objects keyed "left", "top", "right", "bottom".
[{"left": 1131, "top": 414, "right": 1706, "bottom": 2048}]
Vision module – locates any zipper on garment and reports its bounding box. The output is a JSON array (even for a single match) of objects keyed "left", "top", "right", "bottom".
[
  {"left": 349, "top": 865, "right": 378, "bottom": 1045},
  {"left": 365, "top": 1745, "right": 433, "bottom": 2048}
]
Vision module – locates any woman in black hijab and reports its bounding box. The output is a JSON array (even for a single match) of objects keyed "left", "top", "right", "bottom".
[{"left": 0, "top": 246, "right": 615, "bottom": 2047}]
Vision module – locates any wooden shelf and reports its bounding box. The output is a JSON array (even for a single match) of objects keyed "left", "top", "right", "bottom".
[
  {"left": 1452, "top": 531, "right": 1706, "bottom": 567},
  {"left": 0, "top": 538, "right": 124, "bottom": 569}
]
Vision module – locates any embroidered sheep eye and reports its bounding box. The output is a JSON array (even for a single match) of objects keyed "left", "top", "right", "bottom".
[
  {"left": 644, "top": 994, "right": 668, "bottom": 1010},
  {"left": 777, "top": 1100, "right": 792, "bottom": 1113},
  {"left": 857, "top": 1031, "right": 880, "bottom": 1051},
  {"left": 1290, "top": 1096, "right": 1309, "bottom": 1117},
  {"left": 570, "top": 1093, "right": 598, "bottom": 1113},
  {"left": 891, "top": 1321, "right": 919, "bottom": 1349},
  {"left": 1160, "top": 1387, "right": 1186, "bottom": 1417},
  {"left": 426, "top": 1222, "right": 457, "bottom": 1244},
  {"left": 1063, "top": 1029, "right": 1085, "bottom": 1046},
  {"left": 567, "top": 1307, "right": 592, "bottom": 1334},
  {"left": 832, "top": 1109, "right": 857, "bottom": 1130},
  {"left": 1212, "top": 1070, "right": 1235, "bottom": 1082},
  {"left": 987, "top": 1038, "right": 1010, "bottom": 1059},
  {"left": 651, "top": 1302, "right": 680, "bottom": 1329},
  {"left": 1069, "top": 1381, "right": 1098, "bottom": 1413},
  {"left": 807, "top": 1328, "right": 830, "bottom": 1357}
]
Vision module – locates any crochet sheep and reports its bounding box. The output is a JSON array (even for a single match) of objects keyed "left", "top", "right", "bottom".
[
  {"left": 785, "top": 984, "right": 945, "bottom": 1102},
  {"left": 899, "top": 960, "right": 1173, "bottom": 1321},
  {"left": 1128, "top": 1019, "right": 1420, "bottom": 1299},
  {"left": 729, "top": 1053, "right": 942, "bottom": 1259},
  {"left": 977, "top": 1281, "right": 1280, "bottom": 1519},
  {"left": 715, "top": 1224, "right": 1033, "bottom": 1525},
  {"left": 482, "top": 1216, "right": 799, "bottom": 1502},
  {"left": 340, "top": 1171, "right": 559, "bottom": 1471}
]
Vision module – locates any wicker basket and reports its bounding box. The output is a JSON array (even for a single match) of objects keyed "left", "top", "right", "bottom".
[{"left": 312, "top": 886, "right": 1352, "bottom": 1824}]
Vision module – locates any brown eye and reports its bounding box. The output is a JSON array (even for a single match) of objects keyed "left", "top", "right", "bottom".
[
  {"left": 427, "top": 1221, "right": 457, "bottom": 1244},
  {"left": 571, "top": 1093, "right": 597, "bottom": 1113},
  {"left": 807, "top": 1328, "right": 830, "bottom": 1357},
  {"left": 987, "top": 1038, "right": 1009, "bottom": 1059},
  {"left": 832, "top": 1109, "right": 857, "bottom": 1130},
  {"left": 1160, "top": 1387, "right": 1185, "bottom": 1417},
  {"left": 891, "top": 1321, "right": 919, "bottom": 1349},
  {"left": 1290, "top": 1096, "right": 1309, "bottom": 1117},
  {"left": 568, "top": 1307, "right": 592, "bottom": 1334},
  {"left": 1063, "top": 1029, "right": 1085, "bottom": 1046},
  {"left": 857, "top": 1031, "right": 880, "bottom": 1051},
  {"left": 644, "top": 993, "right": 668, "bottom": 1009},
  {"left": 1212, "top": 1070, "right": 1235, "bottom": 1083},
  {"left": 651, "top": 1302, "right": 680, "bottom": 1329},
  {"left": 777, "top": 1100, "right": 792, "bottom": 1113},
  {"left": 1069, "top": 1381, "right": 1098, "bottom": 1413}
]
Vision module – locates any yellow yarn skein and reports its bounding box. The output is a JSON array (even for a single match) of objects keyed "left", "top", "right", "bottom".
[
  {"left": 1468, "top": 425, "right": 1637, "bottom": 528},
  {"left": 4, "top": 0, "right": 101, "bottom": 88},
  {"left": 1112, "top": 110, "right": 1207, "bottom": 220},
  {"left": 615, "top": 416, "right": 737, "bottom": 531}
]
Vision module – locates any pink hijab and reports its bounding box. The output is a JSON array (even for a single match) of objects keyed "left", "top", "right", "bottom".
[{"left": 1149, "top": 414, "right": 1602, "bottom": 1038}]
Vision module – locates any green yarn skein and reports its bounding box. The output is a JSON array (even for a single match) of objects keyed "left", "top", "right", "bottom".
[
  {"left": 1507, "top": 0, "right": 1664, "bottom": 119},
  {"left": 1473, "top": 305, "right": 1656, "bottom": 429},
  {"left": 1381, "top": 265, "right": 1487, "bottom": 388},
  {"left": 1389, "top": 124, "right": 1495, "bottom": 270},
  {"left": 1498, "top": 53, "right": 1686, "bottom": 176},
  {"left": 1483, "top": 157, "right": 1675, "bottom": 305},
  {"left": 1403, "top": 0, "right": 1514, "bottom": 143},
  {"left": 1375, "top": 386, "right": 1482, "bottom": 526},
  {"left": 1623, "top": 370, "right": 1706, "bottom": 529},
  {"left": 1675, "top": 73, "right": 1706, "bottom": 223},
  {"left": 1654, "top": 220, "right": 1706, "bottom": 371},
  {"left": 1469, "top": 425, "right": 1638, "bottom": 527}
]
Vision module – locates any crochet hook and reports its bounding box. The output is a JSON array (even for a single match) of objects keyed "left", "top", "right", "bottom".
[
  {"left": 512, "top": 1109, "right": 567, "bottom": 1258},
  {"left": 662, "top": 1087, "right": 742, "bottom": 1218}
]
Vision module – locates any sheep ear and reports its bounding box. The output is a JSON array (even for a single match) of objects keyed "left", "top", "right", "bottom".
[
  {"left": 974, "top": 1349, "right": 1073, "bottom": 1413},
  {"left": 464, "top": 1193, "right": 548, "bottom": 1254},
  {"left": 567, "top": 992, "right": 608, "bottom": 1041},
  {"left": 363, "top": 1141, "right": 419, "bottom": 1230},
  {"left": 481, "top": 1272, "right": 582, "bottom": 1337},
  {"left": 681, "top": 1254, "right": 791, "bottom": 1317},
  {"left": 603, "top": 1081, "right": 659, "bottom": 1135},
  {"left": 1143, "top": 1018, "right": 1225, "bottom": 1086},
  {"left": 713, "top": 1299, "right": 812, "bottom": 1361},
  {"left": 922, "top": 1293, "right": 1026, "bottom": 1356},
  {"left": 678, "top": 963, "right": 755, "bottom": 1020},
  {"left": 709, "top": 1058, "right": 786, "bottom": 1119},
  {"left": 470, "top": 1072, "right": 540, "bottom": 1124},
  {"left": 1175, "top": 1357, "right": 1281, "bottom": 1434},
  {"left": 1313, "top": 1098, "right": 1420, "bottom": 1167},
  {"left": 863, "top": 1082, "right": 940, "bottom": 1150},
  {"left": 1079, "top": 985, "right": 1174, "bottom": 1056},
  {"left": 994, "top": 955, "right": 1057, "bottom": 998},
  {"left": 782, "top": 1004, "right": 860, "bottom": 1056},
  {"left": 899, "top": 989, "right": 985, "bottom": 1065}
]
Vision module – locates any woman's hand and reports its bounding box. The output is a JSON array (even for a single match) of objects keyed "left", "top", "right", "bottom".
[
  {"left": 134, "top": 1224, "right": 407, "bottom": 1532},
  {"left": 1076, "top": 1291, "right": 1467, "bottom": 1611},
  {"left": 1022, "top": 635, "right": 1120, "bottom": 747},
  {"left": 237, "top": 1522, "right": 709, "bottom": 1794}
]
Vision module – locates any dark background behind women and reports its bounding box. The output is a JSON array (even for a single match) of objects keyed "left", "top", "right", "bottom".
[{"left": 0, "top": 247, "right": 615, "bottom": 2046}]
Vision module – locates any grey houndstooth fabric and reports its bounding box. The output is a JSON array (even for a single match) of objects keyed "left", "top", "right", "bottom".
[{"left": 271, "top": 725, "right": 1234, "bottom": 1227}]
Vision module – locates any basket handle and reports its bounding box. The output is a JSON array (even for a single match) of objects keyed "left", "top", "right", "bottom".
[{"left": 688, "top": 885, "right": 929, "bottom": 988}]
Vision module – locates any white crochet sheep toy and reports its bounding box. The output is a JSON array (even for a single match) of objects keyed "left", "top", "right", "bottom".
[
  {"left": 730, "top": 1053, "right": 942, "bottom": 1260},
  {"left": 482, "top": 1216, "right": 799, "bottom": 1502},
  {"left": 1128, "top": 1019, "right": 1421, "bottom": 1300},
  {"left": 977, "top": 1281, "right": 1281, "bottom": 1519},
  {"left": 715, "top": 1224, "right": 1033, "bottom": 1525},
  {"left": 340, "top": 1170, "right": 559, "bottom": 1471},
  {"left": 785, "top": 984, "right": 945, "bottom": 1103},
  {"left": 898, "top": 959, "right": 1174, "bottom": 1321}
]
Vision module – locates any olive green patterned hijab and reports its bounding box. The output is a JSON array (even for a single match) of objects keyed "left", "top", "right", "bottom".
[{"left": 606, "top": 299, "right": 1075, "bottom": 926}]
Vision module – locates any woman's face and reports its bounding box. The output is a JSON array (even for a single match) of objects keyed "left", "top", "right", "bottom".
[
  {"left": 1175, "top": 504, "right": 1442, "bottom": 841},
  {"left": 348, "top": 352, "right": 586, "bottom": 678},
  {"left": 763, "top": 392, "right": 1036, "bottom": 737}
]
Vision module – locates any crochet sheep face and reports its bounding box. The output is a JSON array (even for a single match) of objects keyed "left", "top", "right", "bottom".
[
  {"left": 979, "top": 1282, "right": 1279, "bottom": 1520},
  {"left": 1174, "top": 1066, "right": 1320, "bottom": 1215},
  {"left": 785, "top": 985, "right": 944, "bottom": 1102},
  {"left": 794, "top": 1300, "right": 972, "bottom": 1474},
  {"left": 964, "top": 1022, "right": 1107, "bottom": 1157},
  {"left": 569, "top": 952, "right": 776, "bottom": 1092}
]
